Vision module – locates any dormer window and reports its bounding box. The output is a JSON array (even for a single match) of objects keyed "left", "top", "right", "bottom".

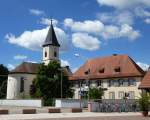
[
  {"left": 114, "top": 67, "right": 121, "bottom": 72},
  {"left": 99, "top": 68, "right": 105, "bottom": 73},
  {"left": 85, "top": 71, "right": 89, "bottom": 75},
  {"left": 84, "top": 69, "right": 90, "bottom": 75}
]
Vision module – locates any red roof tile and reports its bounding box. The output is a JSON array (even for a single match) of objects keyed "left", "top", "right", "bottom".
[
  {"left": 69, "top": 55, "right": 145, "bottom": 80},
  {"left": 139, "top": 69, "right": 150, "bottom": 88},
  {"left": 10, "top": 62, "right": 72, "bottom": 76},
  {"left": 10, "top": 62, "right": 40, "bottom": 74}
]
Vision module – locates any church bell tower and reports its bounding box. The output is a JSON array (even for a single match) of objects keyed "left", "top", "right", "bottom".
[{"left": 42, "top": 20, "right": 60, "bottom": 65}]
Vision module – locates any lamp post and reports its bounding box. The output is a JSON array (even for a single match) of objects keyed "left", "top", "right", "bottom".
[
  {"left": 79, "top": 80, "right": 82, "bottom": 108},
  {"left": 87, "top": 69, "right": 90, "bottom": 101},
  {"left": 83, "top": 69, "right": 90, "bottom": 101},
  {"left": 74, "top": 53, "right": 90, "bottom": 101},
  {"left": 58, "top": 68, "right": 63, "bottom": 99},
  {"left": 61, "top": 69, "right": 63, "bottom": 99}
]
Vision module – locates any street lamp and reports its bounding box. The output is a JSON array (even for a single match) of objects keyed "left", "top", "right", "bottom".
[
  {"left": 87, "top": 69, "right": 90, "bottom": 101},
  {"left": 58, "top": 68, "right": 63, "bottom": 99},
  {"left": 74, "top": 53, "right": 90, "bottom": 101}
]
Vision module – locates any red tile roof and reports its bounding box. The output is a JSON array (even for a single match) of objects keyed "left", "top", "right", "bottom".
[
  {"left": 139, "top": 69, "right": 150, "bottom": 88},
  {"left": 69, "top": 54, "right": 145, "bottom": 80},
  {"left": 10, "top": 62, "right": 40, "bottom": 74},
  {"left": 10, "top": 62, "right": 72, "bottom": 76}
]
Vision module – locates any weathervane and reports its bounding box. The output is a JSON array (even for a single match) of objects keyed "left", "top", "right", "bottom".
[
  {"left": 50, "top": 16, "right": 53, "bottom": 25},
  {"left": 50, "top": 19, "right": 53, "bottom": 25}
]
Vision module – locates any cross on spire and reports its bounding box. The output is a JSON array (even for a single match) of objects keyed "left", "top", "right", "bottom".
[
  {"left": 42, "top": 17, "right": 60, "bottom": 47},
  {"left": 50, "top": 19, "right": 53, "bottom": 25}
]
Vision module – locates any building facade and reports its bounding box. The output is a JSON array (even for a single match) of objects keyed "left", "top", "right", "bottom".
[
  {"left": 70, "top": 55, "right": 145, "bottom": 99},
  {"left": 6, "top": 63, "right": 38, "bottom": 99}
]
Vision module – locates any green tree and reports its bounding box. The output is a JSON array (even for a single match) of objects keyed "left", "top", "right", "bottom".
[
  {"left": 32, "top": 60, "right": 73, "bottom": 106},
  {"left": 138, "top": 93, "right": 150, "bottom": 112},
  {"left": 89, "top": 87, "right": 104, "bottom": 99},
  {"left": 0, "top": 64, "right": 9, "bottom": 98}
]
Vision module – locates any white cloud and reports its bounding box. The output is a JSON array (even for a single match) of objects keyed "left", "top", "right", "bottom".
[
  {"left": 7, "top": 64, "right": 15, "bottom": 70},
  {"left": 5, "top": 26, "right": 69, "bottom": 51},
  {"left": 102, "top": 25, "right": 120, "bottom": 39},
  {"left": 14, "top": 55, "right": 27, "bottom": 60},
  {"left": 137, "top": 62, "right": 149, "bottom": 71},
  {"left": 72, "top": 67, "right": 78, "bottom": 73},
  {"left": 26, "top": 60, "right": 38, "bottom": 63},
  {"left": 97, "top": 0, "right": 150, "bottom": 9},
  {"left": 135, "top": 7, "right": 150, "bottom": 17},
  {"left": 40, "top": 18, "right": 58, "bottom": 26},
  {"left": 61, "top": 59, "right": 70, "bottom": 67},
  {"left": 119, "top": 24, "right": 140, "bottom": 40},
  {"left": 72, "top": 33, "right": 101, "bottom": 51},
  {"left": 101, "top": 24, "right": 140, "bottom": 40},
  {"left": 74, "top": 53, "right": 80, "bottom": 57},
  {"left": 64, "top": 18, "right": 104, "bottom": 34},
  {"left": 145, "top": 18, "right": 150, "bottom": 24},
  {"left": 64, "top": 18, "right": 140, "bottom": 41},
  {"left": 29, "top": 9, "right": 45, "bottom": 16},
  {"left": 97, "top": 11, "right": 134, "bottom": 25}
]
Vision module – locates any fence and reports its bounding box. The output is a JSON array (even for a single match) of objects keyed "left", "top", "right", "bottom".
[
  {"left": 55, "top": 99, "right": 88, "bottom": 108},
  {"left": 88, "top": 99, "right": 140, "bottom": 112},
  {"left": 0, "top": 99, "right": 42, "bottom": 107}
]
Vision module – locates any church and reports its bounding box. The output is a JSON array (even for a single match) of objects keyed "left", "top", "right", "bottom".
[{"left": 6, "top": 21, "right": 72, "bottom": 99}]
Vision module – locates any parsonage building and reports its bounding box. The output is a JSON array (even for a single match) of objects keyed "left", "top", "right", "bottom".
[{"left": 70, "top": 54, "right": 148, "bottom": 99}]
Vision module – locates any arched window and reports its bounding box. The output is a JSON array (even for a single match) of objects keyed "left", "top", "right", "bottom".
[
  {"left": 54, "top": 51, "right": 57, "bottom": 57},
  {"left": 20, "top": 77, "right": 25, "bottom": 93},
  {"left": 45, "top": 52, "right": 47, "bottom": 57}
]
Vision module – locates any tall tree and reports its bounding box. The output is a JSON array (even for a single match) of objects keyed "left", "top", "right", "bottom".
[
  {"left": 0, "top": 64, "right": 9, "bottom": 98},
  {"left": 32, "top": 60, "right": 73, "bottom": 106}
]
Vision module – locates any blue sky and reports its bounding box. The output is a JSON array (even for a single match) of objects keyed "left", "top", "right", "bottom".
[{"left": 0, "top": 0, "right": 150, "bottom": 72}]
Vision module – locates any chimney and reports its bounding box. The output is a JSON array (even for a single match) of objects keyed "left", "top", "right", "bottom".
[
  {"left": 148, "top": 66, "right": 150, "bottom": 71},
  {"left": 113, "top": 54, "right": 118, "bottom": 56},
  {"left": 65, "top": 66, "right": 69, "bottom": 69}
]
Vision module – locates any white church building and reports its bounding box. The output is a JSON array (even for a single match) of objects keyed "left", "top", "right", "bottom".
[{"left": 6, "top": 21, "right": 71, "bottom": 99}]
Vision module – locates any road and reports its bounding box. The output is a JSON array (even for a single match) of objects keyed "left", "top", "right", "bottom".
[{"left": 0, "top": 112, "right": 149, "bottom": 120}]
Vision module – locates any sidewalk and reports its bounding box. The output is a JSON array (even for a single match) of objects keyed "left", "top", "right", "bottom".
[{"left": 0, "top": 112, "right": 142, "bottom": 120}]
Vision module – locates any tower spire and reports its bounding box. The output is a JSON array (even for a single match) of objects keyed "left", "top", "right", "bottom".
[
  {"left": 42, "top": 18, "right": 60, "bottom": 47},
  {"left": 42, "top": 17, "right": 60, "bottom": 65}
]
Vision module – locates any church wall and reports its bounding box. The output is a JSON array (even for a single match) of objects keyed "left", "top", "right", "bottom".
[{"left": 7, "top": 73, "right": 36, "bottom": 99}]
